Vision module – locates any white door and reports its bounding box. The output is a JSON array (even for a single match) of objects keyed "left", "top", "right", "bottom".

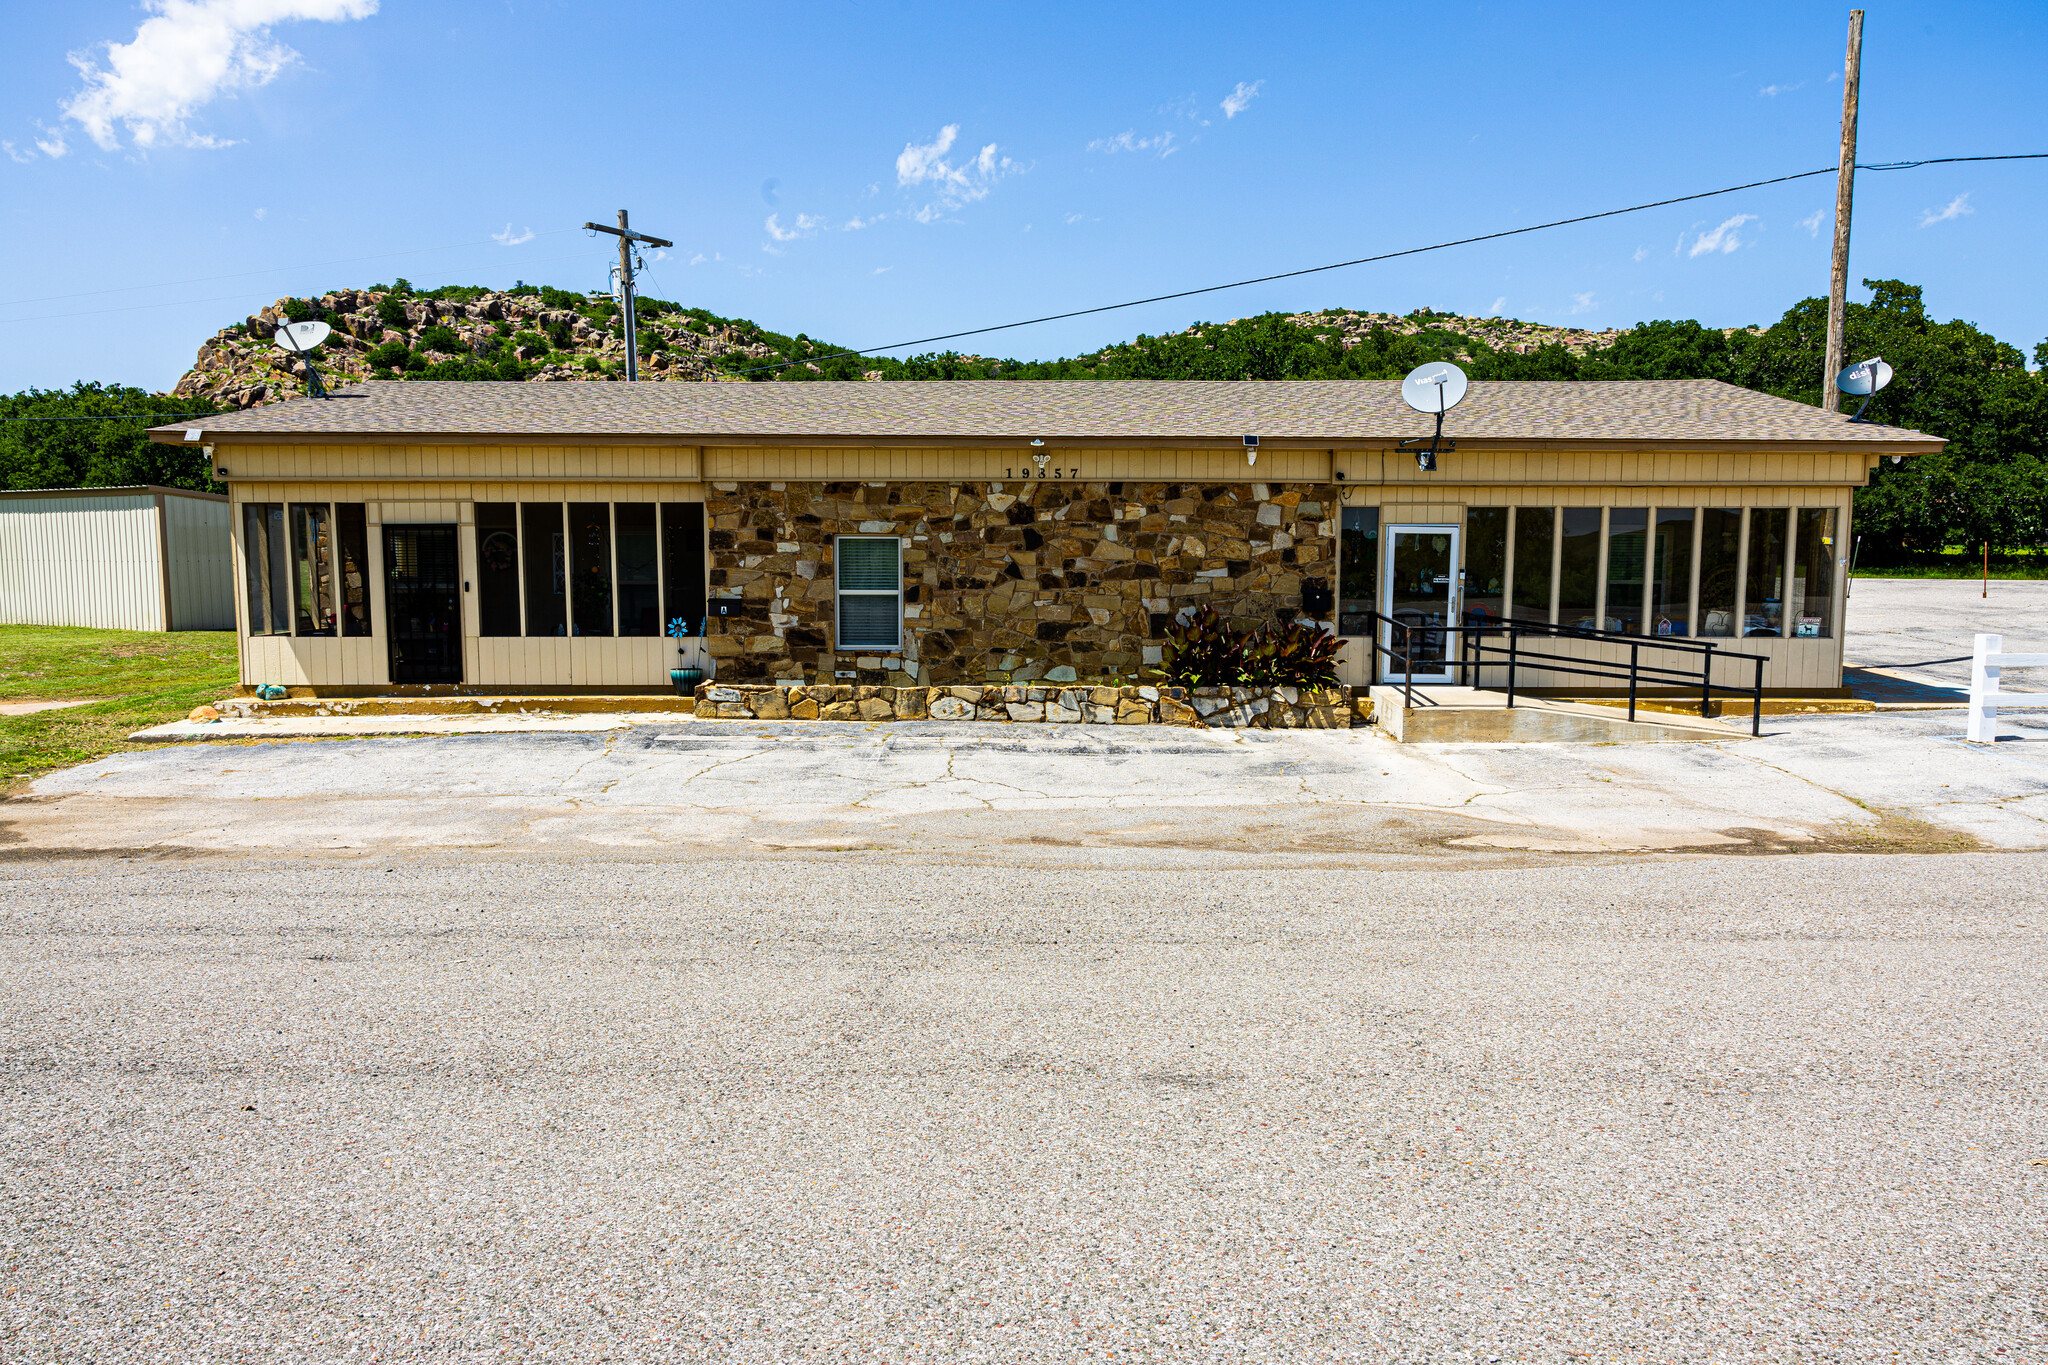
[{"left": 1381, "top": 524, "right": 1461, "bottom": 684}]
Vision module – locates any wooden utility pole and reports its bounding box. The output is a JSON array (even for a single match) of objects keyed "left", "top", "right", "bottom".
[
  {"left": 583, "top": 209, "right": 673, "bottom": 381},
  {"left": 1823, "top": 10, "right": 1865, "bottom": 411}
]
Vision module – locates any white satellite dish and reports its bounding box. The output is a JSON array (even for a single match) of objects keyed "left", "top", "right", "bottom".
[
  {"left": 1835, "top": 355, "right": 1893, "bottom": 422},
  {"left": 272, "top": 320, "right": 332, "bottom": 354},
  {"left": 1398, "top": 361, "right": 1467, "bottom": 470},
  {"left": 1400, "top": 361, "right": 1469, "bottom": 415},
  {"left": 271, "top": 319, "right": 334, "bottom": 399}
]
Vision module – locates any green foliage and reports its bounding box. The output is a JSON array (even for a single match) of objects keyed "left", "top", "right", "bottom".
[
  {"left": 544, "top": 319, "right": 574, "bottom": 350},
  {"left": 1240, "top": 616, "right": 1346, "bottom": 690},
  {"left": 0, "top": 383, "right": 221, "bottom": 492},
  {"left": 538, "top": 286, "right": 583, "bottom": 311},
  {"left": 364, "top": 340, "right": 411, "bottom": 370},
  {"left": 374, "top": 295, "right": 409, "bottom": 328},
  {"left": 1157, "top": 606, "right": 1247, "bottom": 688},
  {"left": 280, "top": 297, "right": 318, "bottom": 323},
  {"left": 512, "top": 330, "right": 550, "bottom": 354},
  {"left": 421, "top": 284, "right": 490, "bottom": 303},
  {"left": 415, "top": 324, "right": 460, "bottom": 354}
]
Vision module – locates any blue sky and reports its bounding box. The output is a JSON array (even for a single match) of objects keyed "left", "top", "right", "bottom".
[{"left": 3, "top": 0, "right": 2043, "bottom": 394}]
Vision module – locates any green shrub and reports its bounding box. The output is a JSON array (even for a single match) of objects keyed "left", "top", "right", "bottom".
[
  {"left": 1157, "top": 606, "right": 1246, "bottom": 688},
  {"left": 539, "top": 286, "right": 582, "bottom": 310},
  {"left": 281, "top": 298, "right": 315, "bottom": 323},
  {"left": 544, "top": 319, "right": 574, "bottom": 349},
  {"left": 581, "top": 356, "right": 601, "bottom": 373},
  {"left": 513, "top": 330, "right": 549, "bottom": 353},
  {"left": 1239, "top": 617, "right": 1345, "bottom": 690},
  {"left": 375, "top": 296, "right": 408, "bottom": 328},
  {"left": 364, "top": 340, "right": 411, "bottom": 369},
  {"left": 416, "top": 324, "right": 460, "bottom": 353}
]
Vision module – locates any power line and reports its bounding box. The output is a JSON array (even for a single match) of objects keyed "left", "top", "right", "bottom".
[
  {"left": 730, "top": 153, "right": 2048, "bottom": 376},
  {"left": 0, "top": 229, "right": 580, "bottom": 309}
]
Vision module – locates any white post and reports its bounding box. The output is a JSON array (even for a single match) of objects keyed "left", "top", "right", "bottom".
[{"left": 1966, "top": 632, "right": 2001, "bottom": 743}]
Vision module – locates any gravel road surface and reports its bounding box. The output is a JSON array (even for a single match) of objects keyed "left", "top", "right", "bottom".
[{"left": 5, "top": 852, "right": 2045, "bottom": 1361}]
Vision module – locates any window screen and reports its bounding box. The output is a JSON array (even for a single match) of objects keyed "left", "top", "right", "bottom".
[
  {"left": 1697, "top": 508, "right": 1742, "bottom": 637},
  {"left": 1744, "top": 508, "right": 1788, "bottom": 637},
  {"left": 1510, "top": 507, "right": 1554, "bottom": 624},
  {"left": 835, "top": 536, "right": 901, "bottom": 651},
  {"left": 1649, "top": 507, "right": 1694, "bottom": 637},
  {"left": 568, "top": 503, "right": 614, "bottom": 637},
  {"left": 1556, "top": 508, "right": 1601, "bottom": 631},
  {"left": 1793, "top": 508, "right": 1837, "bottom": 638},
  {"left": 661, "top": 503, "right": 706, "bottom": 637},
  {"left": 243, "top": 502, "right": 289, "bottom": 635},
  {"left": 614, "top": 503, "right": 659, "bottom": 636},
  {"left": 1338, "top": 506, "right": 1379, "bottom": 636},
  {"left": 1603, "top": 508, "right": 1647, "bottom": 635},
  {"left": 336, "top": 503, "right": 370, "bottom": 637},
  {"left": 521, "top": 503, "right": 566, "bottom": 637},
  {"left": 289, "top": 502, "right": 335, "bottom": 636},
  {"left": 1463, "top": 508, "right": 1507, "bottom": 629},
  {"left": 476, "top": 503, "right": 520, "bottom": 637}
]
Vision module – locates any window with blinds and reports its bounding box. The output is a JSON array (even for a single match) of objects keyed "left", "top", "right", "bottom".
[{"left": 835, "top": 536, "right": 902, "bottom": 651}]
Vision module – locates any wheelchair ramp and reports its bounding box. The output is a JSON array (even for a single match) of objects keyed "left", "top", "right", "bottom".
[{"left": 1370, "top": 686, "right": 1735, "bottom": 743}]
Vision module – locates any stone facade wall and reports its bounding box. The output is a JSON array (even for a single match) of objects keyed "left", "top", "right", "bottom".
[
  {"left": 695, "top": 682, "right": 1353, "bottom": 729},
  {"left": 702, "top": 479, "right": 1337, "bottom": 686}
]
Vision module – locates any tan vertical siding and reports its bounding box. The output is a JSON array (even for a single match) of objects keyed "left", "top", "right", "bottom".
[{"left": 0, "top": 492, "right": 169, "bottom": 630}]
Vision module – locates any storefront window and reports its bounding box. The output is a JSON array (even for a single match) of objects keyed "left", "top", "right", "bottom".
[
  {"left": 1603, "top": 508, "right": 1647, "bottom": 634},
  {"left": 614, "top": 503, "right": 660, "bottom": 636},
  {"left": 1557, "top": 507, "right": 1601, "bottom": 631},
  {"left": 476, "top": 503, "right": 521, "bottom": 637},
  {"left": 661, "top": 503, "right": 706, "bottom": 636},
  {"left": 1648, "top": 507, "right": 1694, "bottom": 637},
  {"left": 1697, "top": 508, "right": 1741, "bottom": 637},
  {"left": 1463, "top": 508, "right": 1507, "bottom": 631},
  {"left": 1793, "top": 508, "right": 1837, "bottom": 638},
  {"left": 1338, "top": 507, "right": 1379, "bottom": 636},
  {"left": 568, "top": 503, "right": 614, "bottom": 636},
  {"left": 243, "top": 502, "right": 290, "bottom": 636},
  {"left": 1744, "top": 508, "right": 1788, "bottom": 637},
  {"left": 521, "top": 503, "right": 566, "bottom": 637},
  {"left": 1510, "top": 506, "right": 1554, "bottom": 623},
  {"left": 336, "top": 504, "right": 370, "bottom": 637}
]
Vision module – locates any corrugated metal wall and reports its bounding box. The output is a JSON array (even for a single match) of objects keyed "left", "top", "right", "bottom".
[
  {"left": 0, "top": 493, "right": 168, "bottom": 631},
  {"left": 161, "top": 494, "right": 234, "bottom": 629}
]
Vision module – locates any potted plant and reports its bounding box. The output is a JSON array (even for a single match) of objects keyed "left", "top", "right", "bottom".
[{"left": 668, "top": 616, "right": 706, "bottom": 694}]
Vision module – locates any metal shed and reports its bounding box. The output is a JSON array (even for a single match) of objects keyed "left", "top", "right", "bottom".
[{"left": 0, "top": 486, "right": 234, "bottom": 632}]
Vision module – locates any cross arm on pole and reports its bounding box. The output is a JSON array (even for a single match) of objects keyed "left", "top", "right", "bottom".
[{"left": 583, "top": 222, "right": 674, "bottom": 249}]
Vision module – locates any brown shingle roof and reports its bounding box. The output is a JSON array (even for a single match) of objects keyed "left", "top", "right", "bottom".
[{"left": 153, "top": 378, "right": 1944, "bottom": 448}]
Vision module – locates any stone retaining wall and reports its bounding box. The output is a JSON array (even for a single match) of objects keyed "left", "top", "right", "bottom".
[{"left": 695, "top": 683, "right": 1352, "bottom": 729}]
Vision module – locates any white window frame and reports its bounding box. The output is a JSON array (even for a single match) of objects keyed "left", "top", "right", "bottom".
[{"left": 834, "top": 534, "right": 903, "bottom": 652}]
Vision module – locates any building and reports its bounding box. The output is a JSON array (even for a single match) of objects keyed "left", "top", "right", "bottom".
[
  {"left": 0, "top": 485, "right": 233, "bottom": 632},
  {"left": 148, "top": 379, "right": 1941, "bottom": 695}
]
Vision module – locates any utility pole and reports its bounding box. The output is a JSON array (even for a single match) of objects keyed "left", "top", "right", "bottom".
[
  {"left": 583, "top": 209, "right": 673, "bottom": 381},
  {"left": 1823, "top": 10, "right": 1865, "bottom": 412}
]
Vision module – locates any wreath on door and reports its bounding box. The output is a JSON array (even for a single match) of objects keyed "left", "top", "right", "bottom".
[{"left": 481, "top": 530, "right": 517, "bottom": 573}]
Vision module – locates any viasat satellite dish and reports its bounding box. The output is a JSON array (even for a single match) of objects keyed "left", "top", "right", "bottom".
[
  {"left": 1401, "top": 361, "right": 1469, "bottom": 416},
  {"left": 271, "top": 319, "right": 334, "bottom": 399},
  {"left": 1398, "top": 361, "right": 1468, "bottom": 471}
]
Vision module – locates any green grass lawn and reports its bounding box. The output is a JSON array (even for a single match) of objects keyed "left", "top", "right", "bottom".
[{"left": 0, "top": 626, "right": 239, "bottom": 788}]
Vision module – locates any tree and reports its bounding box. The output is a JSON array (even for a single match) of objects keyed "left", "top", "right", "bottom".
[{"left": 0, "top": 383, "right": 221, "bottom": 492}]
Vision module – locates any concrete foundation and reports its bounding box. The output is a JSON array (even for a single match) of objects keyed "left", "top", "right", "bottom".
[{"left": 1369, "top": 686, "right": 1735, "bottom": 743}]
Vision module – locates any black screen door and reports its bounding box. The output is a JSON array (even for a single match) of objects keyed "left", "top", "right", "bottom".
[{"left": 384, "top": 524, "right": 462, "bottom": 684}]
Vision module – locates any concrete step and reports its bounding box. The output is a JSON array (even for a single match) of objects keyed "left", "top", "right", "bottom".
[
  {"left": 217, "top": 694, "right": 696, "bottom": 719},
  {"left": 1369, "top": 686, "right": 1734, "bottom": 743}
]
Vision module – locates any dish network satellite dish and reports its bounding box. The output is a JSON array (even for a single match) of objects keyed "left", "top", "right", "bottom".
[
  {"left": 1398, "top": 361, "right": 1467, "bottom": 471},
  {"left": 272, "top": 319, "right": 334, "bottom": 399},
  {"left": 1834, "top": 355, "right": 1892, "bottom": 423}
]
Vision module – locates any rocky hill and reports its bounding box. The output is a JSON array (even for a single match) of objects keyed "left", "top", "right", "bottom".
[{"left": 170, "top": 284, "right": 1677, "bottom": 409}]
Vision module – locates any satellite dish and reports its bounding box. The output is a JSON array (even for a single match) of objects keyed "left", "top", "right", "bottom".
[
  {"left": 1835, "top": 356, "right": 1893, "bottom": 423},
  {"left": 1398, "top": 361, "right": 1467, "bottom": 471},
  {"left": 1401, "top": 361, "right": 1468, "bottom": 415},
  {"left": 273, "top": 320, "right": 332, "bottom": 354}
]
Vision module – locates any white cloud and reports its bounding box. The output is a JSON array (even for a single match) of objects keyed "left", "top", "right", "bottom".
[
  {"left": 1570, "top": 292, "right": 1596, "bottom": 314},
  {"left": 1, "top": 142, "right": 30, "bottom": 164},
  {"left": 1488, "top": 297, "right": 1506, "bottom": 316},
  {"left": 1688, "top": 213, "right": 1757, "bottom": 257},
  {"left": 31, "top": 122, "right": 70, "bottom": 158},
  {"left": 688, "top": 253, "right": 706, "bottom": 266},
  {"left": 871, "top": 266, "right": 892, "bottom": 275},
  {"left": 1632, "top": 245, "right": 1649, "bottom": 262},
  {"left": 492, "top": 223, "right": 534, "bottom": 245},
  {"left": 59, "top": 0, "right": 379, "bottom": 152},
  {"left": 253, "top": 206, "right": 266, "bottom": 219},
  {"left": 895, "top": 124, "right": 1013, "bottom": 218},
  {"left": 1088, "top": 129, "right": 1175, "bottom": 156},
  {"left": 1799, "top": 209, "right": 1826, "bottom": 237},
  {"left": 763, "top": 212, "right": 823, "bottom": 242},
  {"left": 1919, "top": 192, "right": 1973, "bottom": 227},
  {"left": 1220, "top": 80, "right": 1262, "bottom": 119},
  {"left": 1758, "top": 81, "right": 1803, "bottom": 97}
]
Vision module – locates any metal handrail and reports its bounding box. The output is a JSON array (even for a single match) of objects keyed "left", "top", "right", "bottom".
[{"left": 1355, "top": 610, "right": 1772, "bottom": 737}]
